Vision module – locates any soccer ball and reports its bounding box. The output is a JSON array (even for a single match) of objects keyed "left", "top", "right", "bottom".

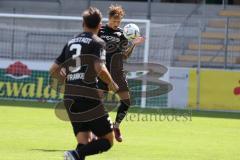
[{"left": 123, "top": 23, "right": 140, "bottom": 41}]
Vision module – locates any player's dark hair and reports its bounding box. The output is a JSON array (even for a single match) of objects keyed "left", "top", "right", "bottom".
[
  {"left": 108, "top": 4, "right": 125, "bottom": 19},
  {"left": 82, "top": 7, "right": 102, "bottom": 29}
]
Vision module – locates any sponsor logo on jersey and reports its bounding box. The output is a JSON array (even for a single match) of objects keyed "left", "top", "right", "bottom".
[
  {"left": 100, "top": 35, "right": 120, "bottom": 42},
  {"left": 114, "top": 32, "right": 122, "bottom": 37}
]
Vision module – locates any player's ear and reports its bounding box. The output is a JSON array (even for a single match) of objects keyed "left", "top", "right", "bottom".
[{"left": 97, "top": 23, "right": 101, "bottom": 30}]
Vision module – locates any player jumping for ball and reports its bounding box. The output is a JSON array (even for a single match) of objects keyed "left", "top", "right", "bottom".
[{"left": 98, "top": 4, "right": 145, "bottom": 142}]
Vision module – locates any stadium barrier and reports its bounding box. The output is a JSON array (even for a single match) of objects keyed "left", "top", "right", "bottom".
[
  {"left": 1, "top": 58, "right": 240, "bottom": 112},
  {"left": 0, "top": 59, "right": 171, "bottom": 107},
  {"left": 188, "top": 68, "right": 240, "bottom": 111}
]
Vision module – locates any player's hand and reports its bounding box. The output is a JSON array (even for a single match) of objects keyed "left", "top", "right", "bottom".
[
  {"left": 108, "top": 82, "right": 119, "bottom": 93},
  {"left": 58, "top": 68, "right": 66, "bottom": 84},
  {"left": 60, "top": 68, "right": 66, "bottom": 77},
  {"left": 132, "top": 36, "right": 145, "bottom": 46}
]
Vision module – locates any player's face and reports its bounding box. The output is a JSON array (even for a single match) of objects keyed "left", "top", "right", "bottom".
[{"left": 108, "top": 17, "right": 122, "bottom": 30}]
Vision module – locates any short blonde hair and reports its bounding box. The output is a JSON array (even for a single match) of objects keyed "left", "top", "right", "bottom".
[{"left": 108, "top": 4, "right": 125, "bottom": 18}]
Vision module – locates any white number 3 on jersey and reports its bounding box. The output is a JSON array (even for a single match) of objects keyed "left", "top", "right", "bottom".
[{"left": 100, "top": 48, "right": 106, "bottom": 62}]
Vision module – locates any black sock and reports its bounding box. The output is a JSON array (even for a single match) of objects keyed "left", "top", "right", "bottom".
[
  {"left": 76, "top": 143, "right": 84, "bottom": 150},
  {"left": 76, "top": 138, "right": 112, "bottom": 158},
  {"left": 75, "top": 144, "right": 85, "bottom": 160},
  {"left": 115, "top": 99, "right": 130, "bottom": 125}
]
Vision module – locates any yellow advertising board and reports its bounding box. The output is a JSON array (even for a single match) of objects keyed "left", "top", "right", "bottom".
[{"left": 188, "top": 69, "right": 240, "bottom": 111}]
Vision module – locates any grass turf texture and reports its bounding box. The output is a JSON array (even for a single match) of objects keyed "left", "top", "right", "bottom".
[{"left": 0, "top": 100, "right": 240, "bottom": 160}]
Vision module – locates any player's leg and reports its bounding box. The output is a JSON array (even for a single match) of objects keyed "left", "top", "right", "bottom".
[
  {"left": 76, "top": 114, "right": 114, "bottom": 159},
  {"left": 64, "top": 122, "right": 91, "bottom": 160},
  {"left": 111, "top": 70, "right": 131, "bottom": 126},
  {"left": 115, "top": 91, "right": 131, "bottom": 126},
  {"left": 90, "top": 132, "right": 98, "bottom": 141},
  {"left": 75, "top": 131, "right": 92, "bottom": 148},
  {"left": 76, "top": 132, "right": 114, "bottom": 160},
  {"left": 112, "top": 91, "right": 131, "bottom": 142},
  {"left": 111, "top": 69, "right": 131, "bottom": 142},
  {"left": 63, "top": 97, "right": 92, "bottom": 160}
]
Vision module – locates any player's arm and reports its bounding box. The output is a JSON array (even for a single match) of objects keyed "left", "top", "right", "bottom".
[
  {"left": 49, "top": 44, "right": 67, "bottom": 84},
  {"left": 122, "top": 36, "right": 145, "bottom": 59},
  {"left": 49, "top": 63, "right": 66, "bottom": 84},
  {"left": 123, "top": 44, "right": 136, "bottom": 59}
]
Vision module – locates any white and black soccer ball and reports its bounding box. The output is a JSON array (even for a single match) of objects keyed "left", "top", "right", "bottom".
[{"left": 123, "top": 23, "right": 140, "bottom": 41}]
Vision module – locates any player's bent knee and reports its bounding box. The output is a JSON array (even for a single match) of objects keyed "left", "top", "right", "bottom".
[
  {"left": 76, "top": 131, "right": 92, "bottom": 144},
  {"left": 97, "top": 135, "right": 114, "bottom": 152},
  {"left": 100, "top": 131, "right": 114, "bottom": 147},
  {"left": 121, "top": 98, "right": 131, "bottom": 107},
  {"left": 118, "top": 91, "right": 130, "bottom": 101}
]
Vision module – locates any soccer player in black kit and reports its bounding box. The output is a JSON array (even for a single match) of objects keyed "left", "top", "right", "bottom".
[
  {"left": 49, "top": 7, "right": 119, "bottom": 160},
  {"left": 98, "top": 5, "right": 145, "bottom": 142}
]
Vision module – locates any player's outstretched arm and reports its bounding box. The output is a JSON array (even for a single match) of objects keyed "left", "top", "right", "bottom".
[
  {"left": 123, "top": 36, "right": 145, "bottom": 59},
  {"left": 95, "top": 62, "right": 119, "bottom": 92},
  {"left": 123, "top": 44, "right": 136, "bottom": 59}
]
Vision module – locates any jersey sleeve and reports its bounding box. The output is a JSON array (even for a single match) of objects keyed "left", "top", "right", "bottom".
[
  {"left": 55, "top": 44, "right": 67, "bottom": 65},
  {"left": 93, "top": 41, "right": 106, "bottom": 63}
]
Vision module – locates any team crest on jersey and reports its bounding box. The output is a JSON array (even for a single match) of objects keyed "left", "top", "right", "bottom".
[{"left": 114, "top": 32, "right": 122, "bottom": 37}]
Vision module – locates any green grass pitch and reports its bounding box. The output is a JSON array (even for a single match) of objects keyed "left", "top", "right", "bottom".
[{"left": 0, "top": 100, "right": 240, "bottom": 160}]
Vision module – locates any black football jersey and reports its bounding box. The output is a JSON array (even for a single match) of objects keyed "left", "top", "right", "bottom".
[
  {"left": 98, "top": 25, "right": 128, "bottom": 71},
  {"left": 55, "top": 32, "right": 106, "bottom": 88}
]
